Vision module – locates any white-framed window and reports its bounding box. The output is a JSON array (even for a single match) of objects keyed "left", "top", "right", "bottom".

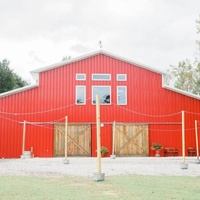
[
  {"left": 92, "top": 86, "right": 111, "bottom": 105},
  {"left": 92, "top": 74, "right": 111, "bottom": 81},
  {"left": 117, "top": 74, "right": 127, "bottom": 81},
  {"left": 76, "top": 86, "right": 86, "bottom": 105},
  {"left": 76, "top": 74, "right": 86, "bottom": 80},
  {"left": 117, "top": 86, "right": 127, "bottom": 105}
]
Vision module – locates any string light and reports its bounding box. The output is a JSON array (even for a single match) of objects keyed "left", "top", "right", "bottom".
[
  {"left": 112, "top": 102, "right": 181, "bottom": 118},
  {"left": 0, "top": 97, "right": 92, "bottom": 115},
  {"left": 148, "top": 127, "right": 196, "bottom": 132},
  {"left": 1, "top": 97, "right": 200, "bottom": 118},
  {"left": 1, "top": 98, "right": 200, "bottom": 132},
  {"left": 0, "top": 115, "right": 20, "bottom": 123},
  {"left": 185, "top": 111, "right": 200, "bottom": 116}
]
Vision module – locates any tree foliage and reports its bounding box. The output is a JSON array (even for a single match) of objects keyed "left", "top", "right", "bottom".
[
  {"left": 166, "top": 59, "right": 196, "bottom": 93},
  {"left": 166, "top": 16, "right": 200, "bottom": 95},
  {"left": 0, "top": 59, "right": 29, "bottom": 93}
]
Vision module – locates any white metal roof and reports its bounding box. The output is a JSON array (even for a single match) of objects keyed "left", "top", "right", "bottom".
[
  {"left": 0, "top": 84, "right": 38, "bottom": 98},
  {"left": 162, "top": 85, "right": 200, "bottom": 100}
]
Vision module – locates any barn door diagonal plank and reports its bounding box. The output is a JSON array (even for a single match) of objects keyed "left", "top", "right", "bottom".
[
  {"left": 54, "top": 124, "right": 91, "bottom": 157},
  {"left": 114, "top": 124, "right": 148, "bottom": 156},
  {"left": 67, "top": 134, "right": 90, "bottom": 155}
]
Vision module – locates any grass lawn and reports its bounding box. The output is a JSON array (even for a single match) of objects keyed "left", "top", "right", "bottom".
[{"left": 0, "top": 175, "right": 199, "bottom": 200}]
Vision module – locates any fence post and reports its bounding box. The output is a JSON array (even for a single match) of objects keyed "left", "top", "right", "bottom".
[
  {"left": 63, "top": 116, "right": 69, "bottom": 164},
  {"left": 111, "top": 121, "right": 116, "bottom": 159},
  {"left": 180, "top": 111, "right": 188, "bottom": 169},
  {"left": 195, "top": 120, "right": 200, "bottom": 163},
  {"left": 21, "top": 120, "right": 26, "bottom": 158},
  {"left": 93, "top": 94, "right": 105, "bottom": 181}
]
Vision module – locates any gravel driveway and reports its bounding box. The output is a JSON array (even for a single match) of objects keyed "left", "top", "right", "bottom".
[{"left": 0, "top": 157, "right": 199, "bottom": 178}]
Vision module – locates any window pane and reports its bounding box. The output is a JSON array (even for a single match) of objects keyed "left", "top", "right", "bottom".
[
  {"left": 92, "top": 86, "right": 111, "bottom": 104},
  {"left": 117, "top": 86, "right": 127, "bottom": 104},
  {"left": 117, "top": 74, "right": 126, "bottom": 81},
  {"left": 76, "top": 86, "right": 85, "bottom": 104},
  {"left": 76, "top": 74, "right": 86, "bottom": 80},
  {"left": 92, "top": 74, "right": 111, "bottom": 80}
]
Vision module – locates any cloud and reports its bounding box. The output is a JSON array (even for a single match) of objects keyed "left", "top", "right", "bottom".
[{"left": 0, "top": 0, "right": 200, "bottom": 81}]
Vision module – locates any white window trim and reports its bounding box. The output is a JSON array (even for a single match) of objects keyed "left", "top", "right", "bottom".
[
  {"left": 117, "top": 86, "right": 127, "bottom": 105},
  {"left": 92, "top": 74, "right": 111, "bottom": 81},
  {"left": 117, "top": 74, "right": 127, "bottom": 81},
  {"left": 76, "top": 85, "right": 86, "bottom": 105},
  {"left": 92, "top": 85, "right": 111, "bottom": 105},
  {"left": 76, "top": 73, "right": 86, "bottom": 80}
]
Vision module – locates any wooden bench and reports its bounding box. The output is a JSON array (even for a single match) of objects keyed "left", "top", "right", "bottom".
[
  {"left": 188, "top": 147, "right": 196, "bottom": 156},
  {"left": 164, "top": 147, "right": 178, "bottom": 157}
]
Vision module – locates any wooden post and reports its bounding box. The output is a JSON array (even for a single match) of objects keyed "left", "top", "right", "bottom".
[
  {"left": 112, "top": 121, "right": 116, "bottom": 155},
  {"left": 93, "top": 95, "right": 105, "bottom": 181},
  {"left": 65, "top": 116, "right": 68, "bottom": 160},
  {"left": 96, "top": 94, "right": 101, "bottom": 173},
  {"left": 182, "top": 111, "right": 185, "bottom": 163},
  {"left": 180, "top": 111, "right": 188, "bottom": 169},
  {"left": 195, "top": 120, "right": 199, "bottom": 159},
  {"left": 22, "top": 120, "right": 26, "bottom": 156}
]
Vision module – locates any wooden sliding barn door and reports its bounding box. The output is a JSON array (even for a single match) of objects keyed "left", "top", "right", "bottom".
[
  {"left": 54, "top": 124, "right": 91, "bottom": 157},
  {"left": 114, "top": 124, "right": 148, "bottom": 156}
]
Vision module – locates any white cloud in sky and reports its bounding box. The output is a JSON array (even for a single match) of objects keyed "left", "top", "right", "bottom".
[{"left": 0, "top": 0, "right": 199, "bottom": 83}]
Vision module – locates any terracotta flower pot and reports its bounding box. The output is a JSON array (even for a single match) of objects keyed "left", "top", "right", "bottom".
[{"left": 155, "top": 150, "right": 160, "bottom": 157}]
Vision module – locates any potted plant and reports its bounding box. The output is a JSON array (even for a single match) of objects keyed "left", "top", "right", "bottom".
[
  {"left": 151, "top": 143, "right": 163, "bottom": 157},
  {"left": 96, "top": 146, "right": 109, "bottom": 157},
  {"left": 100, "top": 146, "right": 109, "bottom": 157}
]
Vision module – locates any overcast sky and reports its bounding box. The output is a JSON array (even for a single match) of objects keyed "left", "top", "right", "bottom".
[{"left": 0, "top": 0, "right": 200, "bottom": 83}]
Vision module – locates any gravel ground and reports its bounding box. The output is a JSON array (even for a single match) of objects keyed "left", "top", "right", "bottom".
[{"left": 0, "top": 157, "right": 200, "bottom": 178}]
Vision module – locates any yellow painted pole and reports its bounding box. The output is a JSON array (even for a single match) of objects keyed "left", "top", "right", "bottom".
[
  {"left": 182, "top": 111, "right": 185, "bottom": 163},
  {"left": 96, "top": 95, "right": 101, "bottom": 173},
  {"left": 22, "top": 120, "right": 26, "bottom": 156},
  {"left": 65, "top": 116, "right": 68, "bottom": 160},
  {"left": 195, "top": 120, "right": 199, "bottom": 159}
]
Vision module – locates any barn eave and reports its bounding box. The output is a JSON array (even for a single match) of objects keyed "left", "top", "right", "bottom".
[
  {"left": 0, "top": 83, "right": 38, "bottom": 98},
  {"left": 163, "top": 84, "right": 200, "bottom": 100}
]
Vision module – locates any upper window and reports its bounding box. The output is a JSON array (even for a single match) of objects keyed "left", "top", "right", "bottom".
[
  {"left": 117, "top": 86, "right": 127, "bottom": 105},
  {"left": 92, "top": 86, "right": 111, "bottom": 105},
  {"left": 76, "top": 74, "right": 86, "bottom": 80},
  {"left": 117, "top": 74, "right": 127, "bottom": 81},
  {"left": 92, "top": 74, "right": 111, "bottom": 81},
  {"left": 76, "top": 86, "right": 86, "bottom": 105}
]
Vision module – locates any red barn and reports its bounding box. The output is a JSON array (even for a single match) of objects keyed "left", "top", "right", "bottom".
[{"left": 1, "top": 50, "right": 200, "bottom": 158}]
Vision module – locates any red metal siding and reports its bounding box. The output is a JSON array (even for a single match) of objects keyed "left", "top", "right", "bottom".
[
  {"left": 91, "top": 124, "right": 112, "bottom": 157},
  {"left": 1, "top": 53, "right": 200, "bottom": 158}
]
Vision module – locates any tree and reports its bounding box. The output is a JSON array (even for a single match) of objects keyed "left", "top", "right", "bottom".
[
  {"left": 0, "top": 59, "right": 29, "bottom": 93},
  {"left": 166, "top": 16, "right": 200, "bottom": 94},
  {"left": 193, "top": 62, "right": 200, "bottom": 94},
  {"left": 166, "top": 59, "right": 196, "bottom": 93},
  {"left": 193, "top": 16, "right": 200, "bottom": 94}
]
